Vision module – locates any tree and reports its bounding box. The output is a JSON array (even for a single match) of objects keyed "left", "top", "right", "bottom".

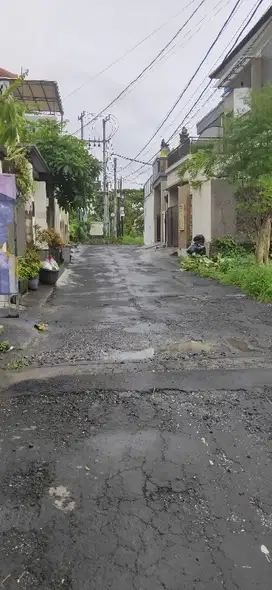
[
  {"left": 119, "top": 188, "right": 144, "bottom": 235},
  {"left": 0, "top": 74, "right": 34, "bottom": 201},
  {"left": 180, "top": 84, "right": 272, "bottom": 264},
  {"left": 23, "top": 119, "right": 101, "bottom": 212}
]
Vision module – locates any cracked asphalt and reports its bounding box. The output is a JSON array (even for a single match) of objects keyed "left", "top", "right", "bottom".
[{"left": 0, "top": 245, "right": 272, "bottom": 589}]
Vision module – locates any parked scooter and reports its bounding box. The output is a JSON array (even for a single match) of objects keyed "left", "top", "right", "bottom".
[{"left": 186, "top": 234, "right": 206, "bottom": 256}]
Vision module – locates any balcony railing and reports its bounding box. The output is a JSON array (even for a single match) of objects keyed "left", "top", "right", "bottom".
[
  {"left": 167, "top": 139, "right": 191, "bottom": 168},
  {"left": 167, "top": 137, "right": 218, "bottom": 168}
]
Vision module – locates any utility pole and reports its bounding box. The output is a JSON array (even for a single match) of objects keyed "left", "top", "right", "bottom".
[
  {"left": 113, "top": 157, "right": 117, "bottom": 237},
  {"left": 120, "top": 175, "right": 124, "bottom": 238},
  {"left": 77, "top": 111, "right": 86, "bottom": 221},
  {"left": 102, "top": 116, "right": 110, "bottom": 235},
  {"left": 78, "top": 111, "right": 86, "bottom": 140},
  {"left": 117, "top": 176, "right": 124, "bottom": 238}
]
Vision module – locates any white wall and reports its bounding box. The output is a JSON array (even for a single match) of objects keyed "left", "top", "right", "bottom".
[
  {"left": 33, "top": 181, "right": 47, "bottom": 231},
  {"left": 144, "top": 191, "right": 154, "bottom": 246},
  {"left": 199, "top": 126, "right": 222, "bottom": 138},
  {"left": 192, "top": 180, "right": 212, "bottom": 242}
]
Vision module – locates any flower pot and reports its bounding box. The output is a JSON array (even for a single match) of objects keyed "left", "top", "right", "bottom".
[
  {"left": 39, "top": 268, "right": 59, "bottom": 285},
  {"left": 19, "top": 279, "right": 28, "bottom": 295},
  {"left": 28, "top": 277, "right": 39, "bottom": 291}
]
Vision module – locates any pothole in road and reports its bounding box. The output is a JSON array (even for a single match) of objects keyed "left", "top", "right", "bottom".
[
  {"left": 227, "top": 338, "right": 254, "bottom": 352},
  {"left": 105, "top": 340, "right": 214, "bottom": 362},
  {"left": 158, "top": 340, "right": 214, "bottom": 354}
]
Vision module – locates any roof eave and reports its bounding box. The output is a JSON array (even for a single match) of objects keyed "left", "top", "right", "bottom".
[{"left": 210, "top": 5, "right": 272, "bottom": 79}]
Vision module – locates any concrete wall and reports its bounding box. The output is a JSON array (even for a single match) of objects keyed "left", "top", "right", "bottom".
[
  {"left": 166, "top": 167, "right": 180, "bottom": 189},
  {"left": 192, "top": 178, "right": 236, "bottom": 246},
  {"left": 199, "top": 126, "right": 222, "bottom": 138},
  {"left": 33, "top": 181, "right": 47, "bottom": 232},
  {"left": 262, "top": 57, "right": 272, "bottom": 84},
  {"left": 168, "top": 186, "right": 178, "bottom": 208},
  {"left": 210, "top": 178, "right": 236, "bottom": 240},
  {"left": 16, "top": 202, "right": 27, "bottom": 256},
  {"left": 54, "top": 201, "right": 69, "bottom": 244},
  {"left": 60, "top": 209, "right": 69, "bottom": 243},
  {"left": 144, "top": 191, "right": 154, "bottom": 246},
  {"left": 192, "top": 181, "right": 212, "bottom": 243}
]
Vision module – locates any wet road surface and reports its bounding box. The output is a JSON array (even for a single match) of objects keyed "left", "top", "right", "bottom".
[{"left": 0, "top": 245, "right": 271, "bottom": 589}]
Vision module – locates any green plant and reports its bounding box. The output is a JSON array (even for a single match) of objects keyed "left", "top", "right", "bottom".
[
  {"left": 23, "top": 119, "right": 101, "bottom": 211},
  {"left": 7, "top": 356, "right": 29, "bottom": 370},
  {"left": 0, "top": 341, "right": 10, "bottom": 353},
  {"left": 181, "top": 253, "right": 272, "bottom": 302},
  {"left": 37, "top": 228, "right": 64, "bottom": 248},
  {"left": 117, "top": 234, "right": 144, "bottom": 246},
  {"left": 18, "top": 256, "right": 41, "bottom": 280},
  {"left": 212, "top": 237, "right": 246, "bottom": 257},
  {"left": 0, "top": 74, "right": 35, "bottom": 201}
]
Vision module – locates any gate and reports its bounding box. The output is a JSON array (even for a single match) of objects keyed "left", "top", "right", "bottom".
[{"left": 165, "top": 205, "right": 178, "bottom": 247}]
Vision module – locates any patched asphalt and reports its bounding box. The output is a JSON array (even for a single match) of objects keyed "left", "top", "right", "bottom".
[{"left": 0, "top": 245, "right": 271, "bottom": 589}]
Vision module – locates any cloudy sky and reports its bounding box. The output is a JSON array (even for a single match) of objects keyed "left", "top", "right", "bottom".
[{"left": 1, "top": 0, "right": 271, "bottom": 186}]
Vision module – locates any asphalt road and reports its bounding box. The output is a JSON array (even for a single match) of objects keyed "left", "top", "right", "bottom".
[{"left": 0, "top": 245, "right": 271, "bottom": 589}]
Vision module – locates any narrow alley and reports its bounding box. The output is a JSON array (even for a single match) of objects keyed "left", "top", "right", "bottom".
[{"left": 0, "top": 245, "right": 271, "bottom": 590}]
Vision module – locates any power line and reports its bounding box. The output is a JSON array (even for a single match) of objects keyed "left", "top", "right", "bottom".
[
  {"left": 72, "top": 0, "right": 206, "bottom": 135},
  {"left": 113, "top": 153, "right": 152, "bottom": 166},
  {"left": 123, "top": 0, "right": 243, "bottom": 165},
  {"left": 124, "top": 0, "right": 261, "bottom": 182},
  {"left": 64, "top": 1, "right": 200, "bottom": 100},
  {"left": 224, "top": 0, "right": 265, "bottom": 59},
  {"left": 167, "top": 0, "right": 265, "bottom": 144}
]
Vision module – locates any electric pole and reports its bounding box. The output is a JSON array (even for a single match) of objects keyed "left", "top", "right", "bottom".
[
  {"left": 102, "top": 116, "right": 110, "bottom": 235},
  {"left": 120, "top": 176, "right": 124, "bottom": 238},
  {"left": 78, "top": 111, "right": 86, "bottom": 140},
  {"left": 113, "top": 157, "right": 117, "bottom": 237}
]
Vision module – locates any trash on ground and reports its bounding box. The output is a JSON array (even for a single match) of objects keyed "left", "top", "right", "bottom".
[{"left": 34, "top": 323, "right": 48, "bottom": 332}]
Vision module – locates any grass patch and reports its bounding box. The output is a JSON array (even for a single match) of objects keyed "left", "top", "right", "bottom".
[
  {"left": 118, "top": 234, "right": 143, "bottom": 246},
  {"left": 88, "top": 234, "right": 143, "bottom": 246},
  {"left": 181, "top": 254, "right": 272, "bottom": 303}
]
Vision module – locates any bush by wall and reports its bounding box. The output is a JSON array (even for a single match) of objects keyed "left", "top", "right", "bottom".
[{"left": 181, "top": 253, "right": 272, "bottom": 303}]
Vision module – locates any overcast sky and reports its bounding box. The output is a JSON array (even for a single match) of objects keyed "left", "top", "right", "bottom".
[{"left": 1, "top": 0, "right": 271, "bottom": 186}]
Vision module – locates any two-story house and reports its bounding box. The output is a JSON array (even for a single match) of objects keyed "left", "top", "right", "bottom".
[{"left": 184, "top": 4, "right": 272, "bottom": 249}]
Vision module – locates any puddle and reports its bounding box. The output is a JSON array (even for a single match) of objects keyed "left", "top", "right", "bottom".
[
  {"left": 105, "top": 340, "right": 213, "bottom": 363},
  {"left": 159, "top": 340, "right": 213, "bottom": 354},
  {"left": 227, "top": 339, "right": 252, "bottom": 352}
]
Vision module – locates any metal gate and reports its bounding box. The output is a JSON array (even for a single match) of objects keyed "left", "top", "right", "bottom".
[{"left": 165, "top": 205, "right": 178, "bottom": 247}]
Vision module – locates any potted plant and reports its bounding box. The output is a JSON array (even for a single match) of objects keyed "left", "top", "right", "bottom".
[
  {"left": 18, "top": 258, "right": 29, "bottom": 295},
  {"left": 37, "top": 229, "right": 64, "bottom": 264},
  {"left": 18, "top": 257, "right": 41, "bottom": 291},
  {"left": 27, "top": 261, "right": 41, "bottom": 290},
  {"left": 39, "top": 257, "right": 59, "bottom": 285}
]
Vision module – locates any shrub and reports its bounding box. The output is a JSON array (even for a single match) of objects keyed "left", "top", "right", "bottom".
[
  {"left": 37, "top": 228, "right": 64, "bottom": 248},
  {"left": 18, "top": 257, "right": 41, "bottom": 280},
  {"left": 212, "top": 237, "right": 246, "bottom": 258},
  {"left": 181, "top": 253, "right": 272, "bottom": 302}
]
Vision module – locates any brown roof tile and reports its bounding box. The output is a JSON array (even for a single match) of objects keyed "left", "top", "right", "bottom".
[{"left": 0, "top": 68, "right": 18, "bottom": 79}]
